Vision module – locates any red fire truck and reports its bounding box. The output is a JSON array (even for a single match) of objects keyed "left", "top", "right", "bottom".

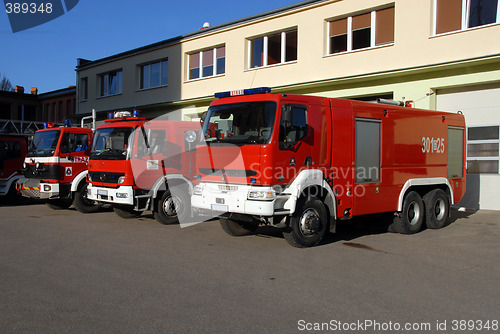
[
  {"left": 86, "top": 111, "right": 198, "bottom": 224},
  {"left": 17, "top": 120, "right": 99, "bottom": 213},
  {"left": 191, "top": 88, "right": 466, "bottom": 248},
  {"left": 0, "top": 134, "right": 28, "bottom": 200}
]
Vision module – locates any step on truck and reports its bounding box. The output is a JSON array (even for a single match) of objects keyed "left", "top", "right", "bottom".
[
  {"left": 0, "top": 134, "right": 28, "bottom": 200},
  {"left": 17, "top": 116, "right": 99, "bottom": 213},
  {"left": 191, "top": 88, "right": 466, "bottom": 248},
  {"left": 86, "top": 110, "right": 198, "bottom": 224}
]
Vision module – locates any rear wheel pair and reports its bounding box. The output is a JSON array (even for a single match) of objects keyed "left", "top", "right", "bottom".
[{"left": 389, "top": 189, "right": 449, "bottom": 234}]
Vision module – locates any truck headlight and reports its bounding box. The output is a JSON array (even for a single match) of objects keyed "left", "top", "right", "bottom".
[
  {"left": 247, "top": 190, "right": 275, "bottom": 200},
  {"left": 118, "top": 176, "right": 125, "bottom": 184},
  {"left": 193, "top": 185, "right": 203, "bottom": 196},
  {"left": 184, "top": 130, "right": 197, "bottom": 143}
]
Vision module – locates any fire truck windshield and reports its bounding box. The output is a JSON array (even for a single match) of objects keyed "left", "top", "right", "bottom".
[
  {"left": 27, "top": 130, "right": 60, "bottom": 157},
  {"left": 91, "top": 127, "right": 133, "bottom": 160},
  {"left": 203, "top": 101, "right": 276, "bottom": 145}
]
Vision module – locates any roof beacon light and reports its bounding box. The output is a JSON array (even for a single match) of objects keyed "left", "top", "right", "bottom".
[
  {"left": 43, "top": 122, "right": 48, "bottom": 129},
  {"left": 215, "top": 87, "right": 272, "bottom": 98},
  {"left": 133, "top": 109, "right": 140, "bottom": 117},
  {"left": 107, "top": 112, "right": 114, "bottom": 119},
  {"left": 64, "top": 119, "right": 72, "bottom": 127},
  {"left": 114, "top": 111, "right": 132, "bottom": 119}
]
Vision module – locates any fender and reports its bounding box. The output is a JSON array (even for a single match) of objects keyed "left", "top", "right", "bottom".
[
  {"left": 0, "top": 174, "right": 23, "bottom": 196},
  {"left": 398, "top": 177, "right": 454, "bottom": 211},
  {"left": 282, "top": 169, "right": 337, "bottom": 230},
  {"left": 150, "top": 174, "right": 194, "bottom": 200},
  {"left": 70, "top": 170, "right": 88, "bottom": 193}
]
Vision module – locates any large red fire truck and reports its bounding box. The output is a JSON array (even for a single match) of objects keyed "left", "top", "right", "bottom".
[
  {"left": 17, "top": 120, "right": 99, "bottom": 213},
  {"left": 191, "top": 88, "right": 466, "bottom": 248},
  {"left": 0, "top": 134, "right": 28, "bottom": 200},
  {"left": 86, "top": 111, "right": 198, "bottom": 224}
]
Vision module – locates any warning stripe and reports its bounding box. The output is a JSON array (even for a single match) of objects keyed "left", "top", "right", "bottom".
[{"left": 21, "top": 186, "right": 40, "bottom": 190}]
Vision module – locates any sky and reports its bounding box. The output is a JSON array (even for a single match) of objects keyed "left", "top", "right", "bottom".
[{"left": 0, "top": 0, "right": 298, "bottom": 93}]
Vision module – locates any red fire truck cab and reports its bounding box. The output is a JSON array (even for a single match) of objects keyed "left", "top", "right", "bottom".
[
  {"left": 17, "top": 121, "right": 98, "bottom": 212},
  {"left": 191, "top": 88, "right": 466, "bottom": 248},
  {"left": 0, "top": 134, "right": 28, "bottom": 200},
  {"left": 87, "top": 111, "right": 198, "bottom": 224}
]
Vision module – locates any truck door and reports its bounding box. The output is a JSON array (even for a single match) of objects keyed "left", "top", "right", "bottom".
[
  {"left": 274, "top": 103, "right": 311, "bottom": 185},
  {"left": 60, "top": 131, "right": 90, "bottom": 181}
]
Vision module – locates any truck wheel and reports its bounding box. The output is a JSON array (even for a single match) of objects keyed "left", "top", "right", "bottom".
[
  {"left": 423, "top": 189, "right": 449, "bottom": 229},
  {"left": 283, "top": 196, "right": 327, "bottom": 248},
  {"left": 220, "top": 217, "right": 259, "bottom": 236},
  {"left": 390, "top": 191, "right": 424, "bottom": 234},
  {"left": 73, "top": 183, "right": 100, "bottom": 214},
  {"left": 46, "top": 198, "right": 72, "bottom": 210},
  {"left": 113, "top": 205, "right": 142, "bottom": 219},
  {"left": 154, "top": 189, "right": 190, "bottom": 225}
]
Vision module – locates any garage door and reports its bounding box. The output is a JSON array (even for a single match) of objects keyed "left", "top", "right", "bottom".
[{"left": 437, "top": 83, "right": 500, "bottom": 210}]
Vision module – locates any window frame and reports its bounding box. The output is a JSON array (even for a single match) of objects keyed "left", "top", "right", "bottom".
[
  {"left": 139, "top": 59, "right": 168, "bottom": 90},
  {"left": 98, "top": 70, "right": 122, "bottom": 98},
  {"left": 247, "top": 28, "right": 298, "bottom": 70},
  {"left": 327, "top": 6, "right": 395, "bottom": 56},
  {"left": 433, "top": 0, "right": 500, "bottom": 36},
  {"left": 466, "top": 125, "right": 500, "bottom": 174},
  {"left": 187, "top": 45, "right": 225, "bottom": 81},
  {"left": 80, "top": 77, "right": 88, "bottom": 101}
]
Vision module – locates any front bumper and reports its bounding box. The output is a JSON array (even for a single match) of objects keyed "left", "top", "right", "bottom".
[
  {"left": 87, "top": 183, "right": 135, "bottom": 206},
  {"left": 17, "top": 178, "right": 40, "bottom": 198},
  {"left": 191, "top": 182, "right": 289, "bottom": 217}
]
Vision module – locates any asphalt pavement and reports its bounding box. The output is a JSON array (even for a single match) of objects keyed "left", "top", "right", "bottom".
[{"left": 1, "top": 200, "right": 499, "bottom": 333}]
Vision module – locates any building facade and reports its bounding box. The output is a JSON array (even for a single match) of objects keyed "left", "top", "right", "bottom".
[
  {"left": 0, "top": 85, "right": 76, "bottom": 134},
  {"left": 76, "top": 0, "right": 500, "bottom": 209}
]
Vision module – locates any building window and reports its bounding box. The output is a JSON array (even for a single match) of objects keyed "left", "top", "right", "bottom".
[
  {"left": 140, "top": 59, "right": 168, "bottom": 89},
  {"left": 248, "top": 29, "right": 297, "bottom": 69},
  {"left": 328, "top": 7, "right": 394, "bottom": 55},
  {"left": 435, "top": 0, "right": 500, "bottom": 35},
  {"left": 99, "top": 70, "right": 122, "bottom": 97},
  {"left": 467, "top": 125, "right": 500, "bottom": 174},
  {"left": 188, "top": 46, "right": 225, "bottom": 80},
  {"left": 80, "top": 77, "right": 88, "bottom": 101}
]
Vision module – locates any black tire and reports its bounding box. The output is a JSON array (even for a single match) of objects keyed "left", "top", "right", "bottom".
[
  {"left": 220, "top": 217, "right": 259, "bottom": 236},
  {"left": 73, "top": 183, "right": 100, "bottom": 214},
  {"left": 389, "top": 191, "right": 424, "bottom": 234},
  {"left": 113, "top": 205, "right": 142, "bottom": 219},
  {"left": 423, "top": 189, "right": 450, "bottom": 229},
  {"left": 46, "top": 198, "right": 72, "bottom": 210},
  {"left": 154, "top": 188, "right": 190, "bottom": 225},
  {"left": 283, "top": 196, "right": 328, "bottom": 248}
]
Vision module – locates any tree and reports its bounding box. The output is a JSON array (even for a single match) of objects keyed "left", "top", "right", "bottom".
[{"left": 0, "top": 73, "right": 13, "bottom": 91}]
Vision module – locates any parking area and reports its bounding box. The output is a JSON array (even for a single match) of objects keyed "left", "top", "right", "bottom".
[{"left": 1, "top": 201, "right": 499, "bottom": 333}]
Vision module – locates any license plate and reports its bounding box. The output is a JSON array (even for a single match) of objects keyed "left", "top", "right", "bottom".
[
  {"left": 97, "top": 189, "right": 108, "bottom": 196},
  {"left": 211, "top": 204, "right": 228, "bottom": 212}
]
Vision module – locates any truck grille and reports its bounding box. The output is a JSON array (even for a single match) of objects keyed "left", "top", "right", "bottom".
[
  {"left": 89, "top": 172, "right": 124, "bottom": 184},
  {"left": 218, "top": 185, "right": 238, "bottom": 191}
]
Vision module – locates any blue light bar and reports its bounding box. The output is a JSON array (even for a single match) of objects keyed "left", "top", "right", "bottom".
[
  {"left": 64, "top": 119, "right": 71, "bottom": 127},
  {"left": 107, "top": 112, "right": 114, "bottom": 119},
  {"left": 43, "top": 122, "right": 48, "bottom": 129},
  {"left": 214, "top": 87, "right": 272, "bottom": 98},
  {"left": 133, "top": 109, "right": 140, "bottom": 117}
]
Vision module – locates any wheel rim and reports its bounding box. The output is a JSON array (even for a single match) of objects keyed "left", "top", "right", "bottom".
[
  {"left": 162, "top": 195, "right": 181, "bottom": 217},
  {"left": 434, "top": 198, "right": 446, "bottom": 220},
  {"left": 298, "top": 208, "right": 321, "bottom": 236},
  {"left": 407, "top": 201, "right": 421, "bottom": 225}
]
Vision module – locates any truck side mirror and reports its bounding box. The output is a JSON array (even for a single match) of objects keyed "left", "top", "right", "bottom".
[{"left": 282, "top": 105, "right": 293, "bottom": 127}]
